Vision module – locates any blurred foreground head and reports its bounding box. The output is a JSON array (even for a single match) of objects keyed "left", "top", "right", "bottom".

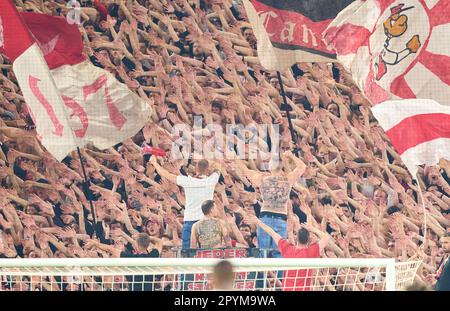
[
  {"left": 405, "top": 282, "right": 432, "bottom": 291},
  {"left": 212, "top": 260, "right": 234, "bottom": 291}
]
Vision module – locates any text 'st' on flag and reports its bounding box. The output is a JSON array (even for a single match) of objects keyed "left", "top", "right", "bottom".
[
  {"left": 242, "top": 0, "right": 356, "bottom": 70},
  {"left": 323, "top": 0, "right": 450, "bottom": 175},
  {"left": 0, "top": 0, "right": 77, "bottom": 161}
]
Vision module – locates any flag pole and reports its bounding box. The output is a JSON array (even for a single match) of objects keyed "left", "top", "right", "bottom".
[
  {"left": 76, "top": 147, "right": 97, "bottom": 236},
  {"left": 120, "top": 151, "right": 130, "bottom": 208},
  {"left": 276, "top": 71, "right": 299, "bottom": 156},
  {"left": 415, "top": 172, "right": 428, "bottom": 245}
]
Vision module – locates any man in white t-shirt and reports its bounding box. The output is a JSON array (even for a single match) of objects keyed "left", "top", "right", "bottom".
[{"left": 149, "top": 157, "right": 220, "bottom": 249}]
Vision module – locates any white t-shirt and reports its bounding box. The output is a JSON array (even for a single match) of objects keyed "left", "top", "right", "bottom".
[{"left": 177, "top": 172, "right": 220, "bottom": 221}]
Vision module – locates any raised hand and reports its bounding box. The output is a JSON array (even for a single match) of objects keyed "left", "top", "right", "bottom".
[
  {"left": 367, "top": 176, "right": 380, "bottom": 186},
  {"left": 244, "top": 214, "right": 260, "bottom": 226}
]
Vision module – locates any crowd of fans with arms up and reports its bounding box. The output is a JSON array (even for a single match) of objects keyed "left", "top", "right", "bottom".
[{"left": 0, "top": 0, "right": 449, "bottom": 290}]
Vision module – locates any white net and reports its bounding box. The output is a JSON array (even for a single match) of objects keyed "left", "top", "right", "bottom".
[{"left": 0, "top": 258, "right": 421, "bottom": 291}]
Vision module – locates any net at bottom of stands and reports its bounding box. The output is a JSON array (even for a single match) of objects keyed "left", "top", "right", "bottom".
[{"left": 0, "top": 258, "right": 421, "bottom": 291}]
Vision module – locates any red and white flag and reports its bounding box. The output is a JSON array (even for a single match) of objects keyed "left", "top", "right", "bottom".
[
  {"left": 242, "top": 0, "right": 356, "bottom": 70},
  {"left": 323, "top": 0, "right": 450, "bottom": 175},
  {"left": 372, "top": 99, "right": 450, "bottom": 175},
  {"left": 20, "top": 12, "right": 85, "bottom": 70},
  {"left": 0, "top": 1, "right": 77, "bottom": 161},
  {"left": 0, "top": 4, "right": 152, "bottom": 160},
  {"left": 23, "top": 12, "right": 152, "bottom": 151}
]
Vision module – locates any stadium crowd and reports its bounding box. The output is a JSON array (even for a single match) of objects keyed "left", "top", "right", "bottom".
[{"left": 0, "top": 0, "right": 449, "bottom": 290}]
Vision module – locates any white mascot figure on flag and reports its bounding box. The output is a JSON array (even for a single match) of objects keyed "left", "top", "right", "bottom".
[{"left": 324, "top": 0, "right": 450, "bottom": 175}]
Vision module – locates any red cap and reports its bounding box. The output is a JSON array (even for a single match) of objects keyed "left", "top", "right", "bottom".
[{"left": 142, "top": 145, "right": 166, "bottom": 157}]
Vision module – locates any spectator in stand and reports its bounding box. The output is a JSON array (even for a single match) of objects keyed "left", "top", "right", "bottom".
[
  {"left": 238, "top": 223, "right": 256, "bottom": 248},
  {"left": 250, "top": 215, "right": 330, "bottom": 291},
  {"left": 149, "top": 157, "right": 221, "bottom": 250},
  {"left": 191, "top": 200, "right": 230, "bottom": 249},
  {"left": 0, "top": 0, "right": 448, "bottom": 291},
  {"left": 435, "top": 234, "right": 450, "bottom": 291},
  {"left": 236, "top": 151, "right": 306, "bottom": 257}
]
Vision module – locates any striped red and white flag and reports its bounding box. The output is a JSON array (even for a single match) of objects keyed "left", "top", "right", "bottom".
[
  {"left": 372, "top": 99, "right": 450, "bottom": 175},
  {"left": 323, "top": 0, "right": 450, "bottom": 174}
]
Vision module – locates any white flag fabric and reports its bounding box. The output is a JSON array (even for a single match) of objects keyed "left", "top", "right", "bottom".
[
  {"left": 50, "top": 61, "right": 152, "bottom": 149},
  {"left": 0, "top": 7, "right": 152, "bottom": 160},
  {"left": 372, "top": 99, "right": 450, "bottom": 176},
  {"left": 323, "top": 0, "right": 450, "bottom": 174},
  {"left": 0, "top": 1, "right": 77, "bottom": 161}
]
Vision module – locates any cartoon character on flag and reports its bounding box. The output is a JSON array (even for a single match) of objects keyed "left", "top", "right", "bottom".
[
  {"left": 324, "top": 0, "right": 450, "bottom": 176},
  {"left": 375, "top": 3, "right": 421, "bottom": 80},
  {"left": 324, "top": 0, "right": 450, "bottom": 105}
]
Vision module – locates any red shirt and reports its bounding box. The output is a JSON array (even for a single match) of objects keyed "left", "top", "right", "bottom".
[{"left": 277, "top": 239, "right": 320, "bottom": 291}]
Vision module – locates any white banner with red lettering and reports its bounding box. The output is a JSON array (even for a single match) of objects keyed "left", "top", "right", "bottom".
[
  {"left": 50, "top": 61, "right": 152, "bottom": 150},
  {"left": 13, "top": 43, "right": 78, "bottom": 160},
  {"left": 1, "top": 1, "right": 78, "bottom": 160},
  {"left": 0, "top": 3, "right": 152, "bottom": 161}
]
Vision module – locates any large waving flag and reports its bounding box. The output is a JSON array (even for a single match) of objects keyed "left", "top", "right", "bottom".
[
  {"left": 323, "top": 0, "right": 450, "bottom": 175},
  {"left": 22, "top": 12, "right": 153, "bottom": 152},
  {"left": 20, "top": 13, "right": 85, "bottom": 70},
  {"left": 372, "top": 99, "right": 450, "bottom": 175},
  {"left": 323, "top": 0, "right": 450, "bottom": 105},
  {"left": 0, "top": 5, "right": 152, "bottom": 160},
  {"left": 0, "top": 0, "right": 77, "bottom": 161},
  {"left": 242, "top": 0, "right": 356, "bottom": 70}
]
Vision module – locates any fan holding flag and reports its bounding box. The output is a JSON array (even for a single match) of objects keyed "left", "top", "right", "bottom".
[{"left": 0, "top": 0, "right": 152, "bottom": 236}]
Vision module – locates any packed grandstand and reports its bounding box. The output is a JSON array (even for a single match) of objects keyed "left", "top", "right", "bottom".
[{"left": 0, "top": 0, "right": 449, "bottom": 291}]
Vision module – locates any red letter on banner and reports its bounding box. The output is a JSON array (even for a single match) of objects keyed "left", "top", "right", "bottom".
[
  {"left": 62, "top": 95, "right": 89, "bottom": 138},
  {"left": 28, "top": 75, "right": 64, "bottom": 136},
  {"left": 82, "top": 74, "right": 127, "bottom": 130}
]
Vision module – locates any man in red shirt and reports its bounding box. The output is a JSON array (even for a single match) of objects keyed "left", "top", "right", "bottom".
[{"left": 252, "top": 217, "right": 330, "bottom": 291}]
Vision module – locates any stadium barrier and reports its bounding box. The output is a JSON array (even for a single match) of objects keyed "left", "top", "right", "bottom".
[
  {"left": 0, "top": 258, "right": 422, "bottom": 291},
  {"left": 173, "top": 247, "right": 272, "bottom": 258}
]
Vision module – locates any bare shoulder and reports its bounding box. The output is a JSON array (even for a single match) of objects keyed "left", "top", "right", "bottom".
[{"left": 191, "top": 221, "right": 199, "bottom": 230}]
